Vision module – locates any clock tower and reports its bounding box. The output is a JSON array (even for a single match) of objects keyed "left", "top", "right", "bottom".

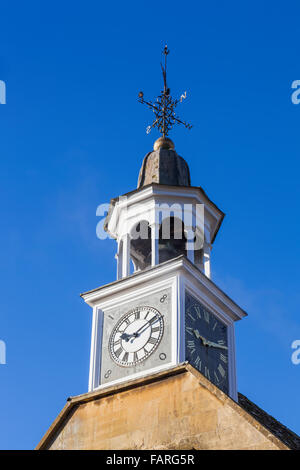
[
  {"left": 37, "top": 48, "right": 300, "bottom": 451},
  {"left": 82, "top": 134, "right": 246, "bottom": 400},
  {"left": 81, "top": 46, "right": 246, "bottom": 399},
  {"left": 81, "top": 47, "right": 246, "bottom": 399}
]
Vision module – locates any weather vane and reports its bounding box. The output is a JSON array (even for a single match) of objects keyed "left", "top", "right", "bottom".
[{"left": 138, "top": 45, "right": 192, "bottom": 138}]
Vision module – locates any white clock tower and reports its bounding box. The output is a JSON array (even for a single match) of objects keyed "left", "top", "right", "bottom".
[
  {"left": 81, "top": 133, "right": 246, "bottom": 400},
  {"left": 81, "top": 47, "right": 247, "bottom": 400}
]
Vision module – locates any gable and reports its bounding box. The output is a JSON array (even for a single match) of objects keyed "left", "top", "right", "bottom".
[{"left": 37, "top": 365, "right": 294, "bottom": 450}]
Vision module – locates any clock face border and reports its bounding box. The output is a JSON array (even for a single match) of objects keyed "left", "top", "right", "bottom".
[
  {"left": 185, "top": 292, "right": 229, "bottom": 394},
  {"left": 183, "top": 283, "right": 237, "bottom": 400},
  {"left": 96, "top": 283, "right": 175, "bottom": 388},
  {"left": 108, "top": 306, "right": 165, "bottom": 367}
]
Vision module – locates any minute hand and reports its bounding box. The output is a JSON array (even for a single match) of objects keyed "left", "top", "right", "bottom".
[
  {"left": 205, "top": 340, "right": 228, "bottom": 350},
  {"left": 131, "top": 316, "right": 160, "bottom": 340}
]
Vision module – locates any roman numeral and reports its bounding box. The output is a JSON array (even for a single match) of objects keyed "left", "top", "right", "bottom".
[
  {"left": 135, "top": 310, "right": 140, "bottom": 320},
  {"left": 204, "top": 310, "right": 210, "bottom": 323},
  {"left": 220, "top": 353, "right": 227, "bottom": 363},
  {"left": 218, "top": 339, "right": 225, "bottom": 346},
  {"left": 214, "top": 371, "right": 220, "bottom": 383},
  {"left": 133, "top": 352, "right": 138, "bottom": 362},
  {"left": 149, "top": 315, "right": 158, "bottom": 325},
  {"left": 205, "top": 366, "right": 211, "bottom": 380},
  {"left": 114, "top": 339, "right": 121, "bottom": 346},
  {"left": 193, "top": 305, "right": 202, "bottom": 319},
  {"left": 186, "top": 326, "right": 194, "bottom": 336},
  {"left": 193, "top": 329, "right": 200, "bottom": 339},
  {"left": 213, "top": 321, "right": 218, "bottom": 331},
  {"left": 148, "top": 337, "right": 157, "bottom": 345},
  {"left": 218, "top": 364, "right": 226, "bottom": 378},
  {"left": 194, "top": 356, "right": 201, "bottom": 370},
  {"left": 144, "top": 311, "right": 150, "bottom": 320},
  {"left": 115, "top": 347, "right": 123, "bottom": 358},
  {"left": 152, "top": 326, "right": 160, "bottom": 333},
  {"left": 187, "top": 313, "right": 196, "bottom": 322},
  {"left": 123, "top": 352, "right": 129, "bottom": 362},
  {"left": 187, "top": 340, "right": 196, "bottom": 355}
]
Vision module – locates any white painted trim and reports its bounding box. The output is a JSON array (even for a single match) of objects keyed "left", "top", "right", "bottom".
[
  {"left": 92, "top": 276, "right": 176, "bottom": 312},
  {"left": 88, "top": 308, "right": 104, "bottom": 392},
  {"left": 88, "top": 308, "right": 97, "bottom": 391},
  {"left": 122, "top": 233, "right": 130, "bottom": 278},
  {"left": 228, "top": 323, "right": 238, "bottom": 401},
  {"left": 116, "top": 239, "right": 123, "bottom": 280},
  {"left": 203, "top": 241, "right": 211, "bottom": 279},
  {"left": 108, "top": 185, "right": 222, "bottom": 221},
  {"left": 82, "top": 256, "right": 247, "bottom": 322},
  {"left": 93, "top": 361, "right": 178, "bottom": 392},
  {"left": 177, "top": 274, "right": 186, "bottom": 363},
  {"left": 106, "top": 184, "right": 223, "bottom": 282}
]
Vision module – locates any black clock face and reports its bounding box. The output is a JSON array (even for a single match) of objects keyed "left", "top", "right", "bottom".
[{"left": 185, "top": 293, "right": 229, "bottom": 394}]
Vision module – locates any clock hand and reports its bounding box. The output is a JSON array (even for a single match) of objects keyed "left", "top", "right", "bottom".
[
  {"left": 130, "top": 316, "right": 161, "bottom": 342},
  {"left": 193, "top": 329, "right": 209, "bottom": 346},
  {"left": 193, "top": 330, "right": 228, "bottom": 350},
  {"left": 205, "top": 340, "right": 228, "bottom": 350},
  {"left": 120, "top": 332, "right": 135, "bottom": 342},
  {"left": 119, "top": 319, "right": 158, "bottom": 344}
]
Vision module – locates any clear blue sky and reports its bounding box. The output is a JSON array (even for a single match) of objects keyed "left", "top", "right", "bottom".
[{"left": 0, "top": 1, "right": 300, "bottom": 449}]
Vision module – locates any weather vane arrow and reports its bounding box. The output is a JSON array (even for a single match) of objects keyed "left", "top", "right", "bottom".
[{"left": 138, "top": 45, "right": 192, "bottom": 138}]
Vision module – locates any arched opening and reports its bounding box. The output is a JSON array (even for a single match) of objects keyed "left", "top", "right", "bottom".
[
  {"left": 158, "top": 216, "right": 187, "bottom": 263},
  {"left": 130, "top": 220, "right": 151, "bottom": 271}
]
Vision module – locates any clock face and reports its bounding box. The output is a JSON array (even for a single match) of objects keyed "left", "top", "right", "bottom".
[
  {"left": 185, "top": 293, "right": 229, "bottom": 394},
  {"left": 99, "top": 287, "right": 172, "bottom": 386},
  {"left": 109, "top": 306, "right": 164, "bottom": 367}
]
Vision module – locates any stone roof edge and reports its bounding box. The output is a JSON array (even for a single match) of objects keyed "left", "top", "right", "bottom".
[
  {"left": 35, "top": 364, "right": 188, "bottom": 450},
  {"left": 185, "top": 366, "right": 290, "bottom": 450},
  {"left": 238, "top": 392, "right": 300, "bottom": 450},
  {"left": 36, "top": 363, "right": 294, "bottom": 450}
]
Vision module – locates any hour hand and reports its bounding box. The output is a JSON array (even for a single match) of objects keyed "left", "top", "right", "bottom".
[
  {"left": 193, "top": 329, "right": 208, "bottom": 345},
  {"left": 193, "top": 330, "right": 228, "bottom": 350},
  {"left": 120, "top": 332, "right": 133, "bottom": 342}
]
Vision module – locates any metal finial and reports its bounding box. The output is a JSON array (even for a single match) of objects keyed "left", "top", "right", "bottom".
[{"left": 138, "top": 46, "right": 192, "bottom": 138}]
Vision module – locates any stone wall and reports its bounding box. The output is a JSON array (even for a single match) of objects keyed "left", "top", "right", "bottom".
[{"left": 40, "top": 366, "right": 287, "bottom": 450}]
